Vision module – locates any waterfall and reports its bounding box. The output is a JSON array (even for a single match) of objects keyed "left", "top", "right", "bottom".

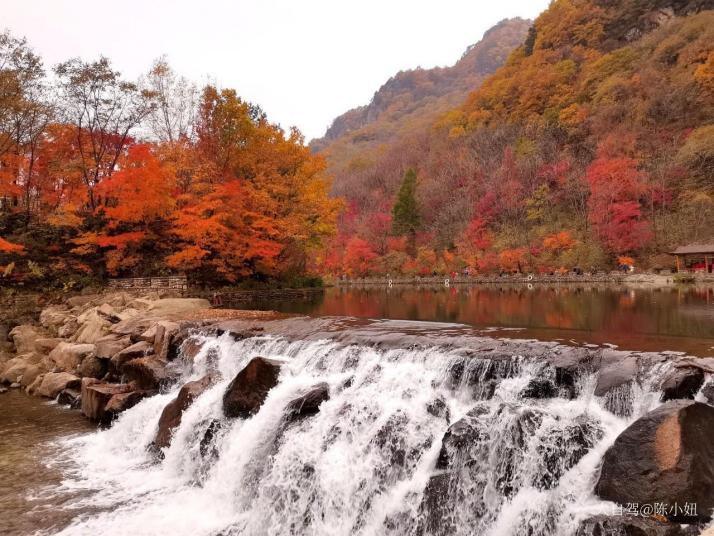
[{"left": 45, "top": 329, "right": 671, "bottom": 536}]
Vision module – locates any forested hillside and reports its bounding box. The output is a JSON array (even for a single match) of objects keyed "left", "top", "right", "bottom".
[
  {"left": 0, "top": 38, "right": 340, "bottom": 287},
  {"left": 310, "top": 18, "right": 531, "bottom": 198},
  {"left": 317, "top": 0, "right": 714, "bottom": 277}
]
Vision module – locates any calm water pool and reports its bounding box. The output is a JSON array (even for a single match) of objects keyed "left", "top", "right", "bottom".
[{"left": 236, "top": 284, "right": 714, "bottom": 356}]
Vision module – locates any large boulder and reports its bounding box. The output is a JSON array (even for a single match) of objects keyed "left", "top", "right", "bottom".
[
  {"left": 122, "top": 356, "right": 170, "bottom": 390},
  {"left": 77, "top": 355, "right": 107, "bottom": 379},
  {"left": 285, "top": 382, "right": 330, "bottom": 421},
  {"left": 575, "top": 515, "right": 697, "bottom": 536},
  {"left": 48, "top": 342, "right": 95, "bottom": 372},
  {"left": 73, "top": 309, "right": 111, "bottom": 344},
  {"left": 110, "top": 340, "right": 153, "bottom": 370},
  {"left": 9, "top": 325, "right": 45, "bottom": 354},
  {"left": 0, "top": 357, "right": 29, "bottom": 384},
  {"left": 37, "top": 372, "right": 80, "bottom": 398},
  {"left": 94, "top": 335, "right": 130, "bottom": 359},
  {"left": 660, "top": 366, "right": 704, "bottom": 401},
  {"left": 596, "top": 400, "right": 714, "bottom": 522},
  {"left": 81, "top": 379, "right": 132, "bottom": 421},
  {"left": 223, "top": 357, "right": 282, "bottom": 418},
  {"left": 154, "top": 376, "right": 213, "bottom": 450}
]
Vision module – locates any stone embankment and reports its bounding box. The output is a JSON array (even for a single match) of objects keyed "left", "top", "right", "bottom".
[{"left": 0, "top": 292, "right": 276, "bottom": 422}]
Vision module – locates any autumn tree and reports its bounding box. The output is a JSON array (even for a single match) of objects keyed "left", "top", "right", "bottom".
[
  {"left": 54, "top": 57, "right": 157, "bottom": 210},
  {"left": 392, "top": 168, "right": 420, "bottom": 255}
]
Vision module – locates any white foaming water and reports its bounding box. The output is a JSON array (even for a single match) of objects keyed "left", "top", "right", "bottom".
[{"left": 45, "top": 332, "right": 669, "bottom": 536}]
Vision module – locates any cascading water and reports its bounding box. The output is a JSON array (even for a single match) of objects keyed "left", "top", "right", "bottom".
[{"left": 43, "top": 327, "right": 673, "bottom": 536}]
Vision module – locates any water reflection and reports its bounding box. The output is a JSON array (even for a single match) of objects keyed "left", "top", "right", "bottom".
[{"left": 239, "top": 284, "right": 714, "bottom": 356}]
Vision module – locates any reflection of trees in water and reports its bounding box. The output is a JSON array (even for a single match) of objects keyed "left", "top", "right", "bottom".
[{"left": 311, "top": 285, "right": 714, "bottom": 340}]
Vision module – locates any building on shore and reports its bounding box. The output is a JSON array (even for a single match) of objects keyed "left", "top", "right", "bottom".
[{"left": 670, "top": 243, "right": 714, "bottom": 273}]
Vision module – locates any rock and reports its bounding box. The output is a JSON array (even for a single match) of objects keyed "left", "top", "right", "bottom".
[
  {"left": 57, "top": 388, "right": 81, "bottom": 409},
  {"left": 122, "top": 356, "right": 171, "bottom": 390},
  {"left": 10, "top": 382, "right": 20, "bottom": 388},
  {"left": 94, "top": 335, "right": 131, "bottom": 359},
  {"left": 73, "top": 309, "right": 111, "bottom": 344},
  {"left": 660, "top": 367, "right": 704, "bottom": 401},
  {"left": 20, "top": 363, "right": 45, "bottom": 388},
  {"left": 154, "top": 376, "right": 213, "bottom": 450},
  {"left": 9, "top": 325, "right": 45, "bottom": 354},
  {"left": 223, "top": 357, "right": 282, "bottom": 418},
  {"left": 139, "top": 324, "right": 159, "bottom": 343},
  {"left": 96, "top": 303, "right": 121, "bottom": 323},
  {"left": 67, "top": 295, "right": 96, "bottom": 308},
  {"left": 49, "top": 342, "right": 95, "bottom": 372},
  {"left": 34, "top": 337, "right": 63, "bottom": 354},
  {"left": 285, "top": 382, "right": 329, "bottom": 421},
  {"left": 0, "top": 357, "right": 29, "bottom": 384},
  {"left": 40, "top": 305, "right": 72, "bottom": 331},
  {"left": 77, "top": 355, "right": 107, "bottom": 379},
  {"left": 575, "top": 515, "right": 697, "bottom": 536},
  {"left": 104, "top": 390, "right": 153, "bottom": 418},
  {"left": 37, "top": 372, "right": 80, "bottom": 398},
  {"left": 147, "top": 298, "right": 210, "bottom": 316},
  {"left": 110, "top": 316, "right": 157, "bottom": 342},
  {"left": 26, "top": 373, "right": 45, "bottom": 395},
  {"left": 110, "top": 340, "right": 153, "bottom": 370},
  {"left": 595, "top": 355, "right": 639, "bottom": 396},
  {"left": 596, "top": 400, "right": 714, "bottom": 522},
  {"left": 154, "top": 321, "right": 180, "bottom": 361},
  {"left": 81, "top": 379, "right": 132, "bottom": 421},
  {"left": 57, "top": 318, "right": 79, "bottom": 338}
]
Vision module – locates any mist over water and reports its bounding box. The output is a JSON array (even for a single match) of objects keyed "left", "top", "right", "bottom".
[{"left": 44, "top": 330, "right": 675, "bottom": 536}]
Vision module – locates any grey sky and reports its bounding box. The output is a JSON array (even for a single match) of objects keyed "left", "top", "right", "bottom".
[{"left": 4, "top": 0, "right": 550, "bottom": 140}]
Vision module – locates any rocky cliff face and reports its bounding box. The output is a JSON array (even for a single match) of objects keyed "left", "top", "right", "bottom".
[{"left": 310, "top": 18, "right": 531, "bottom": 152}]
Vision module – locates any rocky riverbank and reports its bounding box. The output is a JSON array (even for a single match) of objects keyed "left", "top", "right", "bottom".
[{"left": 2, "top": 298, "right": 714, "bottom": 534}]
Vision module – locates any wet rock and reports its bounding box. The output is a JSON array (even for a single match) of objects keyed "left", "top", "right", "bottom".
[
  {"left": 122, "top": 356, "right": 171, "bottom": 390},
  {"left": 199, "top": 420, "right": 223, "bottom": 458},
  {"left": 285, "top": 382, "right": 330, "bottom": 421},
  {"left": 34, "top": 337, "right": 63, "bottom": 354},
  {"left": 660, "top": 367, "right": 704, "bottom": 401},
  {"left": 534, "top": 416, "right": 602, "bottom": 490},
  {"left": 223, "top": 357, "right": 282, "bottom": 418},
  {"left": 595, "top": 355, "right": 639, "bottom": 396},
  {"left": 77, "top": 354, "right": 107, "bottom": 379},
  {"left": 175, "top": 335, "right": 204, "bottom": 362},
  {"left": 9, "top": 325, "right": 45, "bottom": 354},
  {"left": 49, "top": 342, "right": 95, "bottom": 372},
  {"left": 154, "top": 375, "right": 213, "bottom": 450},
  {"left": 426, "top": 396, "right": 450, "bottom": 421},
  {"left": 575, "top": 515, "right": 698, "bottom": 535},
  {"left": 435, "top": 404, "right": 492, "bottom": 470},
  {"left": 81, "top": 379, "right": 132, "bottom": 421},
  {"left": 104, "top": 390, "right": 153, "bottom": 418},
  {"left": 596, "top": 400, "right": 714, "bottom": 522},
  {"left": 522, "top": 378, "right": 558, "bottom": 399},
  {"left": 110, "top": 340, "right": 153, "bottom": 370},
  {"left": 57, "top": 388, "right": 81, "bottom": 409},
  {"left": 37, "top": 372, "right": 80, "bottom": 398}
]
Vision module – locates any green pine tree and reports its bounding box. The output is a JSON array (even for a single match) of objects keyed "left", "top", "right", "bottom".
[{"left": 392, "top": 168, "right": 420, "bottom": 256}]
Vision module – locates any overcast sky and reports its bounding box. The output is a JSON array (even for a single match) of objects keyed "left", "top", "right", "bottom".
[{"left": 4, "top": 0, "right": 550, "bottom": 141}]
